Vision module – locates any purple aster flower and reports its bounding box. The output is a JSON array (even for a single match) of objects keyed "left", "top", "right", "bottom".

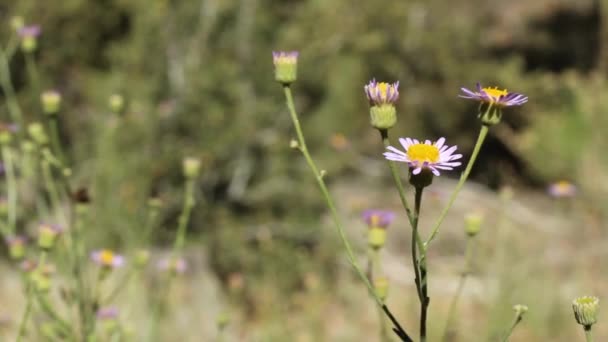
[
  {"left": 157, "top": 257, "right": 187, "bottom": 274},
  {"left": 547, "top": 181, "right": 577, "bottom": 198},
  {"left": 18, "top": 25, "right": 41, "bottom": 38},
  {"left": 384, "top": 137, "right": 462, "bottom": 176},
  {"left": 272, "top": 51, "right": 298, "bottom": 65},
  {"left": 364, "top": 79, "right": 399, "bottom": 106},
  {"left": 96, "top": 307, "right": 119, "bottom": 320},
  {"left": 91, "top": 249, "right": 125, "bottom": 269},
  {"left": 362, "top": 210, "right": 396, "bottom": 229},
  {"left": 459, "top": 83, "right": 528, "bottom": 107}
]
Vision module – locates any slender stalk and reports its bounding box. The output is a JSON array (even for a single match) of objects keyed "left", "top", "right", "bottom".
[
  {"left": 49, "top": 117, "right": 66, "bottom": 165},
  {"left": 283, "top": 85, "right": 412, "bottom": 342},
  {"left": 25, "top": 53, "right": 42, "bottom": 111},
  {"left": 501, "top": 314, "right": 523, "bottom": 342},
  {"left": 41, "top": 157, "right": 64, "bottom": 222},
  {"left": 441, "top": 235, "right": 476, "bottom": 341},
  {"left": 172, "top": 179, "right": 195, "bottom": 253},
  {"left": 2, "top": 145, "right": 18, "bottom": 235},
  {"left": 584, "top": 326, "right": 594, "bottom": 342},
  {"left": 369, "top": 249, "right": 389, "bottom": 342},
  {"left": 424, "top": 125, "right": 489, "bottom": 247},
  {"left": 15, "top": 284, "right": 33, "bottom": 342},
  {"left": 413, "top": 187, "right": 428, "bottom": 342},
  {"left": 0, "top": 48, "right": 24, "bottom": 131}
]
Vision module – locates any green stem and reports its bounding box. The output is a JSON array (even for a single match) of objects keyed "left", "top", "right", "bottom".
[
  {"left": 2, "top": 145, "right": 18, "bottom": 235},
  {"left": 441, "top": 236, "right": 476, "bottom": 341},
  {"left": 584, "top": 326, "right": 594, "bottom": 342},
  {"left": 172, "top": 179, "right": 195, "bottom": 253},
  {"left": 369, "top": 249, "right": 389, "bottom": 342},
  {"left": 15, "top": 285, "right": 33, "bottom": 342},
  {"left": 283, "top": 85, "right": 411, "bottom": 342},
  {"left": 424, "top": 125, "right": 489, "bottom": 248},
  {"left": 49, "top": 117, "right": 66, "bottom": 165},
  {"left": 501, "top": 314, "right": 523, "bottom": 342},
  {"left": 25, "top": 52, "right": 42, "bottom": 112},
  {"left": 0, "top": 48, "right": 24, "bottom": 132},
  {"left": 413, "top": 187, "right": 428, "bottom": 342},
  {"left": 41, "top": 156, "right": 64, "bottom": 222}
]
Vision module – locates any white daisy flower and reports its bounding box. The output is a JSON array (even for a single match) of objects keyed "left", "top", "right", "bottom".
[{"left": 383, "top": 137, "right": 463, "bottom": 176}]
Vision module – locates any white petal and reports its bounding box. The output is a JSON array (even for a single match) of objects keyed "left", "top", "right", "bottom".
[
  {"left": 399, "top": 138, "right": 412, "bottom": 150},
  {"left": 412, "top": 167, "right": 422, "bottom": 175},
  {"left": 434, "top": 137, "right": 446, "bottom": 149},
  {"left": 386, "top": 146, "right": 408, "bottom": 157}
]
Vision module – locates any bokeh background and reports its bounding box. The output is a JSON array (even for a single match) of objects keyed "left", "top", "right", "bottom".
[{"left": 1, "top": 0, "right": 608, "bottom": 341}]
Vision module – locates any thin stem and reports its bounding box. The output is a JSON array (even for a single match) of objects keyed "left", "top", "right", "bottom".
[
  {"left": 41, "top": 156, "right": 65, "bottom": 222},
  {"left": 501, "top": 314, "right": 523, "bottom": 342},
  {"left": 2, "top": 145, "right": 18, "bottom": 235},
  {"left": 584, "top": 326, "right": 594, "bottom": 342},
  {"left": 413, "top": 187, "right": 428, "bottom": 342},
  {"left": 49, "top": 117, "right": 66, "bottom": 165},
  {"left": 172, "top": 179, "right": 195, "bottom": 253},
  {"left": 25, "top": 53, "right": 42, "bottom": 112},
  {"left": 15, "top": 284, "right": 33, "bottom": 342},
  {"left": 441, "top": 236, "right": 476, "bottom": 341},
  {"left": 369, "top": 249, "right": 388, "bottom": 342},
  {"left": 424, "top": 125, "right": 489, "bottom": 247},
  {"left": 283, "top": 85, "right": 412, "bottom": 342},
  {"left": 0, "top": 48, "right": 24, "bottom": 131}
]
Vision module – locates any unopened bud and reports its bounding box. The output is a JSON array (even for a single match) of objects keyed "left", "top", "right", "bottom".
[
  {"left": 38, "top": 223, "right": 63, "bottom": 250},
  {"left": 182, "top": 157, "right": 201, "bottom": 179},
  {"left": 28, "top": 122, "right": 48, "bottom": 146},
  {"left": 41, "top": 90, "right": 61, "bottom": 115},
  {"left": 572, "top": 296, "right": 599, "bottom": 327},
  {"left": 368, "top": 227, "right": 387, "bottom": 249},
  {"left": 289, "top": 139, "right": 299, "bottom": 149},
  {"left": 272, "top": 51, "right": 298, "bottom": 85},
  {"left": 464, "top": 213, "right": 483, "bottom": 237},
  {"left": 374, "top": 276, "right": 389, "bottom": 301},
  {"left": 109, "top": 94, "right": 125, "bottom": 114}
]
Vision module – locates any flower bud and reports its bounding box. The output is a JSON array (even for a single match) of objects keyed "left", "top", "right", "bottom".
[
  {"left": 31, "top": 270, "right": 52, "bottom": 293},
  {"left": 41, "top": 90, "right": 61, "bottom": 115},
  {"left": 6, "top": 236, "right": 26, "bottom": 260},
  {"left": 572, "top": 296, "right": 599, "bottom": 327},
  {"left": 272, "top": 51, "right": 298, "bottom": 85},
  {"left": 38, "top": 223, "right": 63, "bottom": 250},
  {"left": 374, "top": 276, "right": 389, "bottom": 301},
  {"left": 18, "top": 25, "right": 41, "bottom": 53},
  {"left": 109, "top": 94, "right": 125, "bottom": 114},
  {"left": 28, "top": 122, "right": 49, "bottom": 146},
  {"left": 513, "top": 304, "right": 529, "bottom": 317},
  {"left": 464, "top": 213, "right": 483, "bottom": 237},
  {"left": 0, "top": 123, "right": 17, "bottom": 145},
  {"left": 217, "top": 312, "right": 230, "bottom": 330},
  {"left": 183, "top": 157, "right": 201, "bottom": 179},
  {"left": 368, "top": 227, "right": 387, "bottom": 250},
  {"left": 364, "top": 80, "right": 399, "bottom": 130}
]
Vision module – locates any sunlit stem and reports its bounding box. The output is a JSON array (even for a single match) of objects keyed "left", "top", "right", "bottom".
[
  {"left": 424, "top": 124, "right": 489, "bottom": 248},
  {"left": 2, "top": 145, "right": 18, "bottom": 235},
  {"left": 441, "top": 235, "right": 476, "bottom": 340},
  {"left": 501, "top": 312, "right": 524, "bottom": 342},
  {"left": 283, "top": 85, "right": 412, "bottom": 342}
]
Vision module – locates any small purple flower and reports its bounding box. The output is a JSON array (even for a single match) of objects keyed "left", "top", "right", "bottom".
[
  {"left": 547, "top": 181, "right": 577, "bottom": 198},
  {"left": 96, "top": 307, "right": 119, "bottom": 320},
  {"left": 272, "top": 51, "right": 298, "bottom": 65},
  {"left": 362, "top": 210, "right": 396, "bottom": 229},
  {"left": 459, "top": 83, "right": 528, "bottom": 107},
  {"left": 91, "top": 249, "right": 125, "bottom": 269},
  {"left": 364, "top": 79, "right": 399, "bottom": 106},
  {"left": 18, "top": 25, "right": 41, "bottom": 38},
  {"left": 384, "top": 137, "right": 462, "bottom": 176},
  {"left": 157, "top": 257, "right": 187, "bottom": 274}
]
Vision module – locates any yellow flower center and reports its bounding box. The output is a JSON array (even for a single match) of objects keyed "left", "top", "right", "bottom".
[
  {"left": 482, "top": 86, "right": 508, "bottom": 100},
  {"left": 369, "top": 214, "right": 380, "bottom": 226},
  {"left": 100, "top": 250, "right": 115, "bottom": 265},
  {"left": 407, "top": 144, "right": 440, "bottom": 164},
  {"left": 377, "top": 82, "right": 389, "bottom": 99}
]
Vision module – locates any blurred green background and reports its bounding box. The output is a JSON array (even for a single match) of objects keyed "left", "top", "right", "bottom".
[{"left": 1, "top": 0, "right": 608, "bottom": 341}]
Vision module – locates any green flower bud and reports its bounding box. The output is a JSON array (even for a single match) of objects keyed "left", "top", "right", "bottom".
[
  {"left": 183, "top": 157, "right": 201, "bottom": 179},
  {"left": 7, "top": 236, "right": 26, "bottom": 260},
  {"left": 368, "top": 227, "right": 387, "bottom": 250},
  {"left": 272, "top": 51, "right": 298, "bottom": 85},
  {"left": 28, "top": 122, "right": 49, "bottom": 146},
  {"left": 464, "top": 213, "right": 483, "bottom": 237},
  {"left": 369, "top": 105, "right": 397, "bottom": 130},
  {"left": 41, "top": 90, "right": 61, "bottom": 115},
  {"left": 513, "top": 304, "right": 529, "bottom": 317},
  {"left": 109, "top": 94, "right": 125, "bottom": 114},
  {"left": 38, "top": 224, "right": 62, "bottom": 250},
  {"left": 217, "top": 312, "right": 230, "bottom": 330},
  {"left": 134, "top": 249, "right": 150, "bottom": 267},
  {"left": 573, "top": 296, "right": 599, "bottom": 327},
  {"left": 31, "top": 271, "right": 51, "bottom": 292},
  {"left": 477, "top": 103, "right": 502, "bottom": 126}
]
